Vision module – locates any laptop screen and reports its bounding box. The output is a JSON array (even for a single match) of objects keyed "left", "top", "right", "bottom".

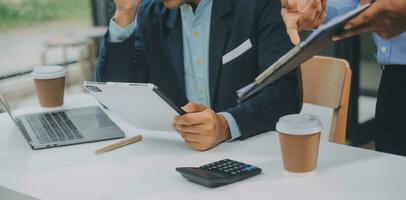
[{"left": 0, "top": 92, "right": 23, "bottom": 128}]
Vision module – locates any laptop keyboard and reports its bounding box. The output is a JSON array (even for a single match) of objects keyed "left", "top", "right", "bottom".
[{"left": 27, "top": 112, "right": 84, "bottom": 144}]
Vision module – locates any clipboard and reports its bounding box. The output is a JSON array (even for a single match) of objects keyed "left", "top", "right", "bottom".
[
  {"left": 237, "top": 4, "right": 371, "bottom": 103},
  {"left": 84, "top": 82, "right": 185, "bottom": 132}
]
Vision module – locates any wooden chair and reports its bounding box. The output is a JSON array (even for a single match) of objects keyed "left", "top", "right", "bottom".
[{"left": 301, "top": 56, "right": 352, "bottom": 144}]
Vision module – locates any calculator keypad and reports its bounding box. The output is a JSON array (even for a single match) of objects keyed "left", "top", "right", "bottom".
[
  {"left": 176, "top": 159, "right": 261, "bottom": 188},
  {"left": 200, "top": 159, "right": 258, "bottom": 176}
]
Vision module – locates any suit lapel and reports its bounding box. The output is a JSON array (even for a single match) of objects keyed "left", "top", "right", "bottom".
[
  {"left": 165, "top": 9, "right": 186, "bottom": 96},
  {"left": 209, "top": 0, "right": 232, "bottom": 105}
]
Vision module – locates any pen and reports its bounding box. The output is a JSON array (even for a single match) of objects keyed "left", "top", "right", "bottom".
[{"left": 95, "top": 135, "right": 143, "bottom": 155}]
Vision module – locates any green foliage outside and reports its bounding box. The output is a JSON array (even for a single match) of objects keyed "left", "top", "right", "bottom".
[{"left": 0, "top": 0, "right": 91, "bottom": 30}]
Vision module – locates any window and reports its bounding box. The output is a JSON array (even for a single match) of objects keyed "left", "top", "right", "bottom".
[{"left": 0, "top": 0, "right": 94, "bottom": 110}]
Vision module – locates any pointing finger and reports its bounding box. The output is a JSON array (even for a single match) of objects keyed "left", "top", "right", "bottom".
[{"left": 282, "top": 8, "right": 301, "bottom": 45}]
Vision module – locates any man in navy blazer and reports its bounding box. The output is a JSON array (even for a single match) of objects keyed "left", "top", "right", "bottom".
[{"left": 96, "top": 0, "right": 302, "bottom": 151}]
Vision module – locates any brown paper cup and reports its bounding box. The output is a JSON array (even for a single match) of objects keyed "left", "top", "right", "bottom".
[
  {"left": 276, "top": 114, "right": 322, "bottom": 174},
  {"left": 34, "top": 77, "right": 65, "bottom": 107},
  {"left": 32, "top": 66, "right": 66, "bottom": 108},
  {"left": 279, "top": 132, "right": 320, "bottom": 173}
]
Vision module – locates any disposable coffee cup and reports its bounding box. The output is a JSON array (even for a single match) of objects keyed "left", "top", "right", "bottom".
[
  {"left": 32, "top": 66, "right": 66, "bottom": 107},
  {"left": 276, "top": 114, "right": 322, "bottom": 174}
]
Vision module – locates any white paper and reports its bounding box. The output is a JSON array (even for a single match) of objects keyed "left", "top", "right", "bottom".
[{"left": 222, "top": 39, "right": 252, "bottom": 65}]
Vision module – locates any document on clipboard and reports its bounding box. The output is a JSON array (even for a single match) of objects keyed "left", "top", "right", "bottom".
[{"left": 237, "top": 4, "right": 371, "bottom": 103}]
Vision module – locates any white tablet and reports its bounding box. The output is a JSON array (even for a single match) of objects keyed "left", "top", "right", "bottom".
[
  {"left": 237, "top": 4, "right": 371, "bottom": 102},
  {"left": 84, "top": 82, "right": 185, "bottom": 131}
]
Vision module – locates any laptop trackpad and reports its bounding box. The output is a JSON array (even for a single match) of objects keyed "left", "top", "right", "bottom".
[{"left": 65, "top": 107, "right": 114, "bottom": 130}]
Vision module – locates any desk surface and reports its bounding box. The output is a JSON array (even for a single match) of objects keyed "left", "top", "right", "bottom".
[{"left": 0, "top": 94, "right": 405, "bottom": 200}]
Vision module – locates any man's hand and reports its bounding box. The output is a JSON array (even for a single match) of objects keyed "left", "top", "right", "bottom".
[
  {"left": 172, "top": 103, "right": 231, "bottom": 151},
  {"left": 334, "top": 0, "right": 406, "bottom": 41},
  {"left": 114, "top": 0, "right": 142, "bottom": 27},
  {"left": 281, "top": 0, "right": 327, "bottom": 45}
]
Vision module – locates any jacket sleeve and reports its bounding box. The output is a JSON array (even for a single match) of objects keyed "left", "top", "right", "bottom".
[
  {"left": 96, "top": 24, "right": 149, "bottom": 83},
  {"left": 226, "top": 0, "right": 303, "bottom": 140}
]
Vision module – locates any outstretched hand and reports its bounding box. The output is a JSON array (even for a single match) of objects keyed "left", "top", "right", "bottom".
[
  {"left": 281, "top": 0, "right": 327, "bottom": 45},
  {"left": 334, "top": 0, "right": 406, "bottom": 41}
]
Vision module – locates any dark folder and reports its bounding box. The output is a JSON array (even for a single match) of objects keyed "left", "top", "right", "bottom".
[{"left": 237, "top": 4, "right": 371, "bottom": 103}]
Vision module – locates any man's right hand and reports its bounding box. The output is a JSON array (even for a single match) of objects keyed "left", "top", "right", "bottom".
[
  {"left": 114, "top": 0, "right": 142, "bottom": 28},
  {"left": 281, "top": 0, "right": 327, "bottom": 45}
]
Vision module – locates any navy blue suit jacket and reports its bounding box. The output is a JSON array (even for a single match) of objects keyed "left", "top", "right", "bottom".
[{"left": 96, "top": 0, "right": 302, "bottom": 140}]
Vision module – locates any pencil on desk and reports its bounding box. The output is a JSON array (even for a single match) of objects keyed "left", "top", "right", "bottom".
[{"left": 95, "top": 135, "right": 143, "bottom": 155}]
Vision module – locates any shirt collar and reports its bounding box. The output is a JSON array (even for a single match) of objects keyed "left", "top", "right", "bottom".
[{"left": 180, "top": 0, "right": 213, "bottom": 17}]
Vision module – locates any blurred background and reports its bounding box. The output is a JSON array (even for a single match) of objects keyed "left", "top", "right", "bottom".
[
  {"left": 0, "top": 0, "right": 381, "bottom": 148},
  {"left": 0, "top": 0, "right": 94, "bottom": 108}
]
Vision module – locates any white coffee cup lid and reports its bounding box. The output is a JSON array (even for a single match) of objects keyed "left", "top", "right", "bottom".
[
  {"left": 276, "top": 114, "right": 322, "bottom": 135},
  {"left": 31, "top": 66, "right": 65, "bottom": 80}
]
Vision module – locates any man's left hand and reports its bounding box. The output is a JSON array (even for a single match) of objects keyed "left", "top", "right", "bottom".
[
  {"left": 172, "top": 103, "right": 231, "bottom": 151},
  {"left": 334, "top": 0, "right": 406, "bottom": 41}
]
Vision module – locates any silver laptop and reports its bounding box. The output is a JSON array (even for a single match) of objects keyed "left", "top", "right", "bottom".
[{"left": 0, "top": 92, "right": 125, "bottom": 150}]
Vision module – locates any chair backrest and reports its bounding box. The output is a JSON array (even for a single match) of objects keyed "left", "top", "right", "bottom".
[{"left": 301, "top": 56, "right": 352, "bottom": 144}]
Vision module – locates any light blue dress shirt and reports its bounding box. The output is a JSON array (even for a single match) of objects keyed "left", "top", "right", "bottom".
[
  {"left": 108, "top": 0, "right": 242, "bottom": 140},
  {"left": 326, "top": 0, "right": 406, "bottom": 65}
]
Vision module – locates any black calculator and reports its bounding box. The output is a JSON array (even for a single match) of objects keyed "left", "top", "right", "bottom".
[{"left": 176, "top": 159, "right": 262, "bottom": 188}]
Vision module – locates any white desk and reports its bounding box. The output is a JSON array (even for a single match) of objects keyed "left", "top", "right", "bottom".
[{"left": 0, "top": 94, "right": 405, "bottom": 200}]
